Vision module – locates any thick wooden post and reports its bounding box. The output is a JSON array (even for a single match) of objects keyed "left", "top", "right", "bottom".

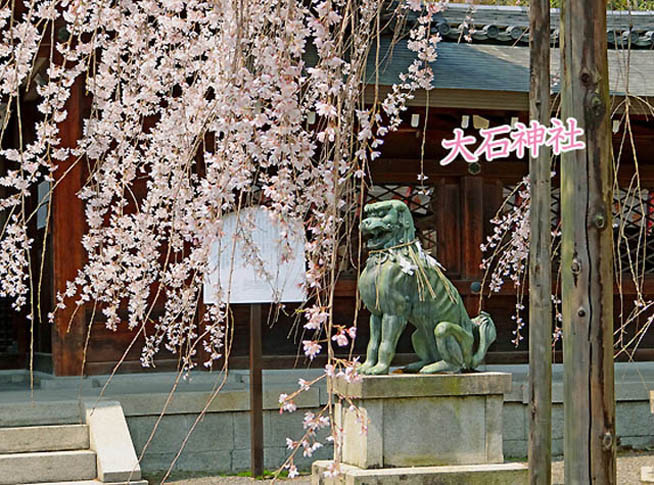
[
  {"left": 528, "top": 0, "right": 552, "bottom": 483},
  {"left": 461, "top": 176, "right": 484, "bottom": 316},
  {"left": 560, "top": 1, "right": 616, "bottom": 483},
  {"left": 249, "top": 304, "right": 264, "bottom": 477},
  {"left": 52, "top": 78, "right": 86, "bottom": 376}
]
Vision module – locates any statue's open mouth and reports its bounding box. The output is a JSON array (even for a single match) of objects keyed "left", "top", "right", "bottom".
[{"left": 362, "top": 224, "right": 391, "bottom": 250}]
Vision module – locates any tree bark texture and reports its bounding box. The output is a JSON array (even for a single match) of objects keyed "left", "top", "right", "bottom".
[
  {"left": 528, "top": 0, "right": 552, "bottom": 483},
  {"left": 560, "top": 0, "right": 616, "bottom": 483}
]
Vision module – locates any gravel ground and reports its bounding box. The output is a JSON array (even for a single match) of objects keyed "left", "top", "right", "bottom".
[
  {"left": 552, "top": 451, "right": 653, "bottom": 484},
  {"left": 154, "top": 452, "right": 654, "bottom": 484},
  {"left": 152, "top": 475, "right": 312, "bottom": 485}
]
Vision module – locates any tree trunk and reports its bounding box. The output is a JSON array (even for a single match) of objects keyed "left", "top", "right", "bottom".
[
  {"left": 560, "top": 0, "right": 616, "bottom": 483},
  {"left": 528, "top": 0, "right": 552, "bottom": 483}
]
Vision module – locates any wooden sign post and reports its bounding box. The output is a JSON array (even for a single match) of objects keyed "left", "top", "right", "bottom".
[
  {"left": 204, "top": 206, "right": 306, "bottom": 479},
  {"left": 249, "top": 304, "right": 264, "bottom": 478}
]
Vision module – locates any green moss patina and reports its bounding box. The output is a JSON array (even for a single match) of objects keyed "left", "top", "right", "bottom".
[{"left": 357, "top": 200, "right": 496, "bottom": 375}]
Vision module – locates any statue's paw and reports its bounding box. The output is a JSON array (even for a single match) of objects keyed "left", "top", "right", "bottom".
[
  {"left": 367, "top": 363, "right": 390, "bottom": 375},
  {"left": 419, "top": 360, "right": 457, "bottom": 374},
  {"left": 356, "top": 360, "right": 377, "bottom": 374},
  {"left": 357, "top": 362, "right": 375, "bottom": 375},
  {"left": 402, "top": 361, "right": 427, "bottom": 373}
]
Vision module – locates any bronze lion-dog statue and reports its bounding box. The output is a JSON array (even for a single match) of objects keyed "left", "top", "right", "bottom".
[{"left": 357, "top": 199, "right": 496, "bottom": 375}]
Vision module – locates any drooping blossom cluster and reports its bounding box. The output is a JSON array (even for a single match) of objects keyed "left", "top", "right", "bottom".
[
  {"left": 481, "top": 178, "right": 530, "bottom": 292},
  {"left": 480, "top": 178, "right": 531, "bottom": 346},
  {"left": 479, "top": 172, "right": 567, "bottom": 347},
  {"left": 0, "top": 0, "right": 446, "bottom": 477},
  {"left": 283, "top": 408, "right": 329, "bottom": 478},
  {"left": 0, "top": 0, "right": 426, "bottom": 365}
]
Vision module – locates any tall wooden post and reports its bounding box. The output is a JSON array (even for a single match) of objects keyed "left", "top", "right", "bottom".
[
  {"left": 528, "top": 0, "right": 552, "bottom": 483},
  {"left": 52, "top": 78, "right": 86, "bottom": 376},
  {"left": 560, "top": 1, "right": 616, "bottom": 483},
  {"left": 249, "top": 304, "right": 264, "bottom": 478},
  {"left": 461, "top": 176, "right": 484, "bottom": 316}
]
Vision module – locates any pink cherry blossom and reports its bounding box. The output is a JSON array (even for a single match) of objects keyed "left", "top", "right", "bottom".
[
  {"left": 302, "top": 340, "right": 322, "bottom": 360},
  {"left": 0, "top": 0, "right": 449, "bottom": 476}
]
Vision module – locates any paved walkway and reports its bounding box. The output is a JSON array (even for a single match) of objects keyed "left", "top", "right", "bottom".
[
  {"left": 158, "top": 452, "right": 654, "bottom": 484},
  {"left": 155, "top": 475, "right": 311, "bottom": 485}
]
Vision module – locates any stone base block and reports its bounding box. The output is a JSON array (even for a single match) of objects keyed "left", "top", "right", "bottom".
[
  {"left": 312, "top": 460, "right": 528, "bottom": 485},
  {"left": 333, "top": 373, "right": 511, "bottom": 468},
  {"left": 642, "top": 466, "right": 654, "bottom": 484}
]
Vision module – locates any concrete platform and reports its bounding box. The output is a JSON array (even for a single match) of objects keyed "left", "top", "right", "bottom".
[
  {"left": 2, "top": 365, "right": 654, "bottom": 475},
  {"left": 642, "top": 466, "right": 654, "bottom": 484},
  {"left": 0, "top": 400, "right": 83, "bottom": 427},
  {"left": 312, "top": 460, "right": 528, "bottom": 485}
]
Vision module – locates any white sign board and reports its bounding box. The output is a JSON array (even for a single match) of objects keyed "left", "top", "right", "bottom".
[{"left": 203, "top": 206, "right": 306, "bottom": 304}]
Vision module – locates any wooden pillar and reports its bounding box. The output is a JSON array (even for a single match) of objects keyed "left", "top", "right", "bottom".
[
  {"left": 51, "top": 79, "right": 86, "bottom": 376},
  {"left": 560, "top": 1, "right": 616, "bottom": 483},
  {"left": 528, "top": 0, "right": 552, "bottom": 483},
  {"left": 461, "top": 176, "right": 483, "bottom": 315}
]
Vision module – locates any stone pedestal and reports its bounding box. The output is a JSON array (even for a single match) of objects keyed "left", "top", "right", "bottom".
[{"left": 313, "top": 372, "right": 527, "bottom": 484}]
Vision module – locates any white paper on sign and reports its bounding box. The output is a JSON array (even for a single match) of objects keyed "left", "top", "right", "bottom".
[{"left": 203, "top": 207, "right": 307, "bottom": 304}]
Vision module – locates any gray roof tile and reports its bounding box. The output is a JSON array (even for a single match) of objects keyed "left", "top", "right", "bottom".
[{"left": 369, "top": 39, "right": 654, "bottom": 97}]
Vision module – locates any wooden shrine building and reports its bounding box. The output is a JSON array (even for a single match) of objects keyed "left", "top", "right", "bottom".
[{"left": 2, "top": 4, "right": 654, "bottom": 375}]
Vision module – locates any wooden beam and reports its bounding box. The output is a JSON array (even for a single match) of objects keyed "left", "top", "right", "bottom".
[
  {"left": 528, "top": 0, "right": 552, "bottom": 483},
  {"left": 560, "top": 0, "right": 616, "bottom": 483},
  {"left": 371, "top": 159, "right": 528, "bottom": 183},
  {"left": 334, "top": 274, "right": 654, "bottom": 300},
  {"left": 365, "top": 86, "right": 531, "bottom": 111},
  {"left": 367, "top": 84, "right": 654, "bottom": 115}
]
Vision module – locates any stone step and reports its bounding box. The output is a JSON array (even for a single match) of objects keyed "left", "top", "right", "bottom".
[
  {"left": 24, "top": 481, "right": 147, "bottom": 485},
  {"left": 0, "top": 450, "right": 96, "bottom": 485},
  {"left": 0, "top": 401, "right": 82, "bottom": 428},
  {"left": 0, "top": 425, "right": 89, "bottom": 453}
]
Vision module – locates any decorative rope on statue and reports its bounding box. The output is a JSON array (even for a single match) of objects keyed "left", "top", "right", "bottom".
[{"left": 370, "top": 239, "right": 458, "bottom": 306}]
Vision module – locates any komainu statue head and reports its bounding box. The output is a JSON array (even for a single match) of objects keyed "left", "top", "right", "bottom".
[{"left": 360, "top": 200, "right": 416, "bottom": 250}]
